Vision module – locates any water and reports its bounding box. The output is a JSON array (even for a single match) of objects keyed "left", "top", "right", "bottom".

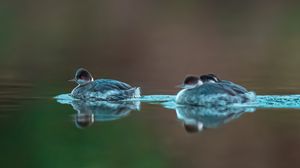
[
  {"left": 2, "top": 1, "right": 300, "bottom": 167},
  {"left": 2, "top": 80, "right": 300, "bottom": 167}
]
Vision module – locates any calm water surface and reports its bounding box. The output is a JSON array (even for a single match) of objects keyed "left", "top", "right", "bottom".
[
  {"left": 2, "top": 1, "right": 300, "bottom": 167},
  {"left": 1, "top": 77, "right": 300, "bottom": 168}
]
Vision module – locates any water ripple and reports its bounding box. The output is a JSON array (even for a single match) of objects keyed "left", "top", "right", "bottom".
[{"left": 55, "top": 94, "right": 300, "bottom": 109}]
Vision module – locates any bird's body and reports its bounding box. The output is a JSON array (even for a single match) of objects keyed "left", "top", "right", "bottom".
[
  {"left": 176, "top": 75, "right": 255, "bottom": 106},
  {"left": 70, "top": 68, "right": 140, "bottom": 101}
]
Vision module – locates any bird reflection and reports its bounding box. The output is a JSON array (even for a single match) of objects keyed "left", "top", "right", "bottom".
[
  {"left": 175, "top": 106, "right": 255, "bottom": 133},
  {"left": 69, "top": 100, "right": 140, "bottom": 128}
]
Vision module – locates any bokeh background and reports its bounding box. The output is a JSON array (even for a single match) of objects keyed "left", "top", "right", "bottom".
[{"left": 1, "top": 0, "right": 300, "bottom": 168}]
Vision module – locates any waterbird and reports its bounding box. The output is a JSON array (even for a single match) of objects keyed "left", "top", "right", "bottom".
[
  {"left": 176, "top": 75, "right": 255, "bottom": 106},
  {"left": 69, "top": 68, "right": 141, "bottom": 101}
]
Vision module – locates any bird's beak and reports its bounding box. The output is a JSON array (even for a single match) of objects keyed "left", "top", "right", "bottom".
[{"left": 68, "top": 78, "right": 76, "bottom": 82}]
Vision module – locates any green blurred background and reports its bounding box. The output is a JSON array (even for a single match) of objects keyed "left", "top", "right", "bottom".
[{"left": 1, "top": 1, "right": 300, "bottom": 168}]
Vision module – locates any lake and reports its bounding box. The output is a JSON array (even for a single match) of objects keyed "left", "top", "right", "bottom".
[{"left": 1, "top": 1, "right": 300, "bottom": 167}]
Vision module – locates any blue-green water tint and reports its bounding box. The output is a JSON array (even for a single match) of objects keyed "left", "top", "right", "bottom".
[
  {"left": 11, "top": 82, "right": 300, "bottom": 168},
  {"left": 3, "top": 1, "right": 300, "bottom": 166},
  {"left": 175, "top": 106, "right": 255, "bottom": 133},
  {"left": 54, "top": 93, "right": 300, "bottom": 132},
  {"left": 56, "top": 94, "right": 300, "bottom": 110},
  {"left": 1, "top": 88, "right": 168, "bottom": 168},
  {"left": 146, "top": 94, "right": 300, "bottom": 109},
  {"left": 254, "top": 95, "right": 300, "bottom": 109},
  {"left": 4, "top": 85, "right": 300, "bottom": 168},
  {"left": 55, "top": 94, "right": 176, "bottom": 104}
]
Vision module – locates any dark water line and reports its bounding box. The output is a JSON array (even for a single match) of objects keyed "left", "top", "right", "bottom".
[{"left": 0, "top": 83, "right": 33, "bottom": 88}]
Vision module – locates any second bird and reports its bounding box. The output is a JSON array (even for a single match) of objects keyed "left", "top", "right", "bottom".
[{"left": 176, "top": 74, "right": 255, "bottom": 106}]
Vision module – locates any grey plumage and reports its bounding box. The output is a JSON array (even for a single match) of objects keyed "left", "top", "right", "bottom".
[
  {"left": 71, "top": 79, "right": 140, "bottom": 101},
  {"left": 176, "top": 82, "right": 255, "bottom": 106},
  {"left": 219, "top": 80, "right": 248, "bottom": 94}
]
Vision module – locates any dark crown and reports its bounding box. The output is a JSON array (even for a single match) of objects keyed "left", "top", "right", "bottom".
[{"left": 183, "top": 76, "right": 199, "bottom": 85}]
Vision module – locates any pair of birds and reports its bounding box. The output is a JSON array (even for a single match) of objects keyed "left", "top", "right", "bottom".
[{"left": 69, "top": 68, "right": 253, "bottom": 105}]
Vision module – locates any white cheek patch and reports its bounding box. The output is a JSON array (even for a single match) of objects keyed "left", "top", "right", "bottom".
[
  {"left": 185, "top": 81, "right": 203, "bottom": 89},
  {"left": 208, "top": 80, "right": 216, "bottom": 83},
  {"left": 185, "top": 85, "right": 195, "bottom": 89},
  {"left": 77, "top": 79, "right": 89, "bottom": 85},
  {"left": 198, "top": 80, "right": 204, "bottom": 85},
  {"left": 181, "top": 80, "right": 202, "bottom": 89}
]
